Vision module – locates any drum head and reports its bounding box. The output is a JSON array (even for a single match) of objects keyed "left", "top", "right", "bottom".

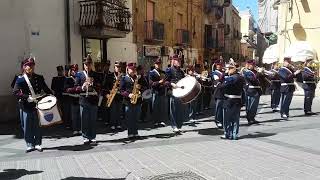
[
  {"left": 37, "top": 95, "right": 57, "bottom": 110},
  {"left": 172, "top": 76, "right": 197, "bottom": 98}
]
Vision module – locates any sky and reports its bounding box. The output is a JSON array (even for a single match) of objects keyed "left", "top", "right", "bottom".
[{"left": 233, "top": 0, "right": 258, "bottom": 21}]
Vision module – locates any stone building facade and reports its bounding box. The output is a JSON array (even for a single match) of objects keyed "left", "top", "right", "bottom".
[{"left": 133, "top": 0, "right": 204, "bottom": 69}]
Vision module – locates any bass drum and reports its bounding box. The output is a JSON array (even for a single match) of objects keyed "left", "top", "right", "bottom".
[{"left": 172, "top": 76, "right": 202, "bottom": 104}]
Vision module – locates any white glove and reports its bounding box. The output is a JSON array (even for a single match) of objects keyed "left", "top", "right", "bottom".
[
  {"left": 294, "top": 70, "right": 301, "bottom": 75},
  {"left": 171, "top": 83, "right": 177, "bottom": 89},
  {"left": 27, "top": 96, "right": 36, "bottom": 103}
]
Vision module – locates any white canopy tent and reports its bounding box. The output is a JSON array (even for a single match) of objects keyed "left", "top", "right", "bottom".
[
  {"left": 284, "top": 41, "right": 318, "bottom": 62},
  {"left": 262, "top": 44, "right": 279, "bottom": 64}
]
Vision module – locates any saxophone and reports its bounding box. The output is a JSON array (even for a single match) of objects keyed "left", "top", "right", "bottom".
[
  {"left": 106, "top": 74, "right": 122, "bottom": 107},
  {"left": 130, "top": 75, "right": 141, "bottom": 105}
]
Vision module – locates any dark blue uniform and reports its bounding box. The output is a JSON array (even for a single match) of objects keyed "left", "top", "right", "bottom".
[
  {"left": 201, "top": 71, "right": 213, "bottom": 110},
  {"left": 189, "top": 73, "right": 202, "bottom": 121},
  {"left": 212, "top": 69, "right": 225, "bottom": 127},
  {"left": 269, "top": 69, "right": 281, "bottom": 111},
  {"left": 120, "top": 74, "right": 143, "bottom": 137},
  {"left": 278, "top": 66, "right": 296, "bottom": 118},
  {"left": 139, "top": 74, "right": 150, "bottom": 122},
  {"left": 102, "top": 71, "right": 123, "bottom": 128},
  {"left": 149, "top": 68, "right": 167, "bottom": 125},
  {"left": 166, "top": 66, "right": 186, "bottom": 130},
  {"left": 13, "top": 73, "right": 52, "bottom": 148},
  {"left": 51, "top": 75, "right": 68, "bottom": 127},
  {"left": 243, "top": 69, "right": 262, "bottom": 123},
  {"left": 302, "top": 67, "right": 317, "bottom": 114},
  {"left": 75, "top": 70, "right": 101, "bottom": 141},
  {"left": 64, "top": 73, "right": 81, "bottom": 132},
  {"left": 221, "top": 72, "right": 244, "bottom": 140}
]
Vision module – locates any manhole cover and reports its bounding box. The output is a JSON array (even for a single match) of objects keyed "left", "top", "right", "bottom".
[{"left": 141, "top": 171, "right": 207, "bottom": 180}]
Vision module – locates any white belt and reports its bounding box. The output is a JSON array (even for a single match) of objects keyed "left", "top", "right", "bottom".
[
  {"left": 248, "top": 86, "right": 261, "bottom": 89},
  {"left": 62, "top": 93, "right": 80, "bottom": 98},
  {"left": 281, "top": 83, "right": 295, "bottom": 86},
  {"left": 224, "top": 94, "right": 241, "bottom": 99},
  {"left": 79, "top": 92, "right": 98, "bottom": 96},
  {"left": 303, "top": 81, "right": 316, "bottom": 84}
]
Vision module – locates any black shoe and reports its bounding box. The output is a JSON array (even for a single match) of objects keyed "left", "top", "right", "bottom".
[
  {"left": 248, "top": 120, "right": 260, "bottom": 125},
  {"left": 305, "top": 111, "right": 317, "bottom": 116}
]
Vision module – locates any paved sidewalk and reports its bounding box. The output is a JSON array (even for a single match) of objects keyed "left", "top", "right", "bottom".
[{"left": 1, "top": 96, "right": 320, "bottom": 180}]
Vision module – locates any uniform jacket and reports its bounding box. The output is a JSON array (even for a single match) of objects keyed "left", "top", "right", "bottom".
[
  {"left": 149, "top": 68, "right": 167, "bottom": 96},
  {"left": 221, "top": 73, "right": 244, "bottom": 107},
  {"left": 74, "top": 70, "right": 101, "bottom": 105},
  {"left": 64, "top": 73, "right": 80, "bottom": 103},
  {"left": 13, "top": 73, "right": 52, "bottom": 109},
  {"left": 278, "top": 66, "right": 296, "bottom": 93},
  {"left": 120, "top": 74, "right": 147, "bottom": 105},
  {"left": 302, "top": 67, "right": 317, "bottom": 91},
  {"left": 165, "top": 66, "right": 185, "bottom": 95},
  {"left": 243, "top": 69, "right": 262, "bottom": 96},
  {"left": 212, "top": 69, "right": 225, "bottom": 99},
  {"left": 51, "top": 76, "right": 65, "bottom": 98},
  {"left": 268, "top": 69, "right": 281, "bottom": 90}
]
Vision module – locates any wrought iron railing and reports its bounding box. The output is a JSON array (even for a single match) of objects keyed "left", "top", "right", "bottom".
[
  {"left": 79, "top": 0, "right": 131, "bottom": 32},
  {"left": 176, "top": 29, "right": 190, "bottom": 45},
  {"left": 144, "top": 20, "right": 165, "bottom": 41}
]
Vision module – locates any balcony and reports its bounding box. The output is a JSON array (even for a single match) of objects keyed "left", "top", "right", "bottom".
[
  {"left": 204, "top": 0, "right": 231, "bottom": 13},
  {"left": 79, "top": 0, "right": 132, "bottom": 39},
  {"left": 176, "top": 29, "right": 190, "bottom": 45},
  {"left": 144, "top": 20, "right": 165, "bottom": 42}
]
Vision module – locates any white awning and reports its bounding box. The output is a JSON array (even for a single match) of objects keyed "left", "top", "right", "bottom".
[
  {"left": 263, "top": 44, "right": 279, "bottom": 64},
  {"left": 284, "top": 41, "right": 318, "bottom": 62}
]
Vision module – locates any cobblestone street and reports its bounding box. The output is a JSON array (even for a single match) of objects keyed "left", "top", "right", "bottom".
[{"left": 0, "top": 96, "right": 320, "bottom": 180}]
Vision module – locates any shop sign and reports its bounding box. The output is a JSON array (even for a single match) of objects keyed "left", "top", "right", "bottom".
[{"left": 144, "top": 46, "right": 161, "bottom": 57}]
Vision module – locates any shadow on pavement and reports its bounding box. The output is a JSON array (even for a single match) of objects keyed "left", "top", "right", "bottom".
[
  {"left": 43, "top": 144, "right": 96, "bottom": 151},
  {"left": 239, "top": 132, "right": 277, "bottom": 140},
  {"left": 290, "top": 112, "right": 319, "bottom": 118},
  {"left": 0, "top": 121, "right": 24, "bottom": 139},
  {"left": 98, "top": 132, "right": 179, "bottom": 144},
  {"left": 198, "top": 128, "right": 224, "bottom": 136},
  {"left": 0, "top": 169, "right": 43, "bottom": 179},
  {"left": 62, "top": 177, "right": 125, "bottom": 180}
]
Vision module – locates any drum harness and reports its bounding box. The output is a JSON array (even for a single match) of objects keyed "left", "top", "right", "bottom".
[{"left": 23, "top": 74, "right": 46, "bottom": 104}]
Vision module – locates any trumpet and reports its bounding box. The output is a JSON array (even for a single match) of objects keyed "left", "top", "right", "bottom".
[{"left": 200, "top": 70, "right": 209, "bottom": 81}]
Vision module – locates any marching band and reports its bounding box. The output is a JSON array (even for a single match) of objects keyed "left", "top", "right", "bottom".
[{"left": 12, "top": 55, "right": 319, "bottom": 153}]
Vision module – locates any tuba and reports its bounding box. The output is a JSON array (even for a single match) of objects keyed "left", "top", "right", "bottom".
[{"left": 130, "top": 75, "right": 141, "bottom": 105}]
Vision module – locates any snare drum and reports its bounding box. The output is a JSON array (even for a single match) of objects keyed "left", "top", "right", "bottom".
[
  {"left": 172, "top": 76, "right": 202, "bottom": 104},
  {"left": 142, "top": 89, "right": 152, "bottom": 100},
  {"left": 36, "top": 95, "right": 62, "bottom": 127}
]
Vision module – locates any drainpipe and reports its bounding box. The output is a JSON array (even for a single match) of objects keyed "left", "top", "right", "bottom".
[{"left": 65, "top": 0, "right": 71, "bottom": 64}]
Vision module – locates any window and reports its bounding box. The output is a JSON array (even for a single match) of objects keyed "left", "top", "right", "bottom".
[
  {"left": 146, "top": 1, "right": 154, "bottom": 21},
  {"left": 177, "top": 13, "right": 183, "bottom": 29}
]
